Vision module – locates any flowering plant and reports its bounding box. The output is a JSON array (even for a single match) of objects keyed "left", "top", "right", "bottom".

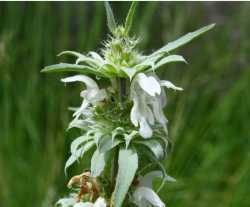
[{"left": 42, "top": 2, "right": 214, "bottom": 207}]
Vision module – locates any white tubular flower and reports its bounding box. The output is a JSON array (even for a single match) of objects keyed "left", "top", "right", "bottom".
[
  {"left": 73, "top": 197, "right": 106, "bottom": 207},
  {"left": 136, "top": 73, "right": 161, "bottom": 96},
  {"left": 133, "top": 171, "right": 165, "bottom": 207},
  {"left": 160, "top": 80, "right": 183, "bottom": 91},
  {"left": 56, "top": 194, "right": 77, "bottom": 207},
  {"left": 130, "top": 77, "right": 155, "bottom": 138},
  {"left": 130, "top": 73, "right": 182, "bottom": 138},
  {"left": 133, "top": 187, "right": 165, "bottom": 207},
  {"left": 94, "top": 197, "right": 106, "bottom": 207},
  {"left": 61, "top": 75, "right": 107, "bottom": 128}
]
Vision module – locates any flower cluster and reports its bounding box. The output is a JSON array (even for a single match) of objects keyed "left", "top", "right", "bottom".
[{"left": 42, "top": 2, "right": 214, "bottom": 207}]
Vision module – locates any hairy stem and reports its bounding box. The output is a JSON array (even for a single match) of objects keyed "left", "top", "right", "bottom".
[
  {"left": 119, "top": 78, "right": 127, "bottom": 108},
  {"left": 111, "top": 78, "right": 127, "bottom": 192}
]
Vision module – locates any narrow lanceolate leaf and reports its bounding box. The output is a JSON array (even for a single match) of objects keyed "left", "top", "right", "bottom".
[
  {"left": 136, "top": 139, "right": 165, "bottom": 160},
  {"left": 58, "top": 50, "right": 85, "bottom": 58},
  {"left": 144, "top": 150, "right": 174, "bottom": 193},
  {"left": 124, "top": 2, "right": 138, "bottom": 35},
  {"left": 112, "top": 148, "right": 138, "bottom": 207},
  {"left": 151, "top": 23, "right": 215, "bottom": 56},
  {"left": 150, "top": 55, "right": 187, "bottom": 72},
  {"left": 58, "top": 51, "right": 99, "bottom": 68},
  {"left": 70, "top": 135, "right": 92, "bottom": 155},
  {"left": 98, "top": 136, "right": 122, "bottom": 153},
  {"left": 91, "top": 149, "right": 107, "bottom": 177},
  {"left": 104, "top": 2, "right": 117, "bottom": 33},
  {"left": 122, "top": 67, "right": 137, "bottom": 80},
  {"left": 65, "top": 141, "right": 95, "bottom": 174},
  {"left": 41, "top": 63, "right": 106, "bottom": 77}
]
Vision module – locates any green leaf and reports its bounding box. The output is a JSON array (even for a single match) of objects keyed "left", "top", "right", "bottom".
[
  {"left": 124, "top": 131, "right": 138, "bottom": 149},
  {"left": 112, "top": 148, "right": 138, "bottom": 207},
  {"left": 143, "top": 149, "right": 175, "bottom": 193},
  {"left": 98, "top": 136, "right": 122, "bottom": 153},
  {"left": 58, "top": 51, "right": 96, "bottom": 67},
  {"left": 70, "top": 135, "right": 93, "bottom": 155},
  {"left": 151, "top": 23, "right": 215, "bottom": 56},
  {"left": 104, "top": 2, "right": 117, "bottom": 33},
  {"left": 58, "top": 50, "right": 85, "bottom": 58},
  {"left": 41, "top": 63, "right": 107, "bottom": 77},
  {"left": 124, "top": 2, "right": 138, "bottom": 35},
  {"left": 136, "top": 139, "right": 165, "bottom": 160},
  {"left": 91, "top": 149, "right": 107, "bottom": 177},
  {"left": 135, "top": 54, "right": 162, "bottom": 72},
  {"left": 150, "top": 55, "right": 187, "bottom": 72},
  {"left": 111, "top": 127, "right": 125, "bottom": 143},
  {"left": 101, "top": 63, "right": 118, "bottom": 75},
  {"left": 122, "top": 67, "right": 137, "bottom": 80},
  {"left": 64, "top": 141, "right": 95, "bottom": 174}
]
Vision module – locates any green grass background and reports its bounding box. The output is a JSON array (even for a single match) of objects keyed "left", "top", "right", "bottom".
[{"left": 0, "top": 2, "right": 250, "bottom": 207}]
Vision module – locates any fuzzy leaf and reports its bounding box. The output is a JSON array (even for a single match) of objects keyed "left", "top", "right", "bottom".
[
  {"left": 124, "top": 131, "right": 138, "bottom": 149},
  {"left": 112, "top": 148, "right": 138, "bottom": 207},
  {"left": 70, "top": 135, "right": 92, "bottom": 155},
  {"left": 136, "top": 54, "right": 162, "bottom": 71},
  {"left": 150, "top": 55, "right": 187, "bottom": 72},
  {"left": 41, "top": 63, "right": 106, "bottom": 77},
  {"left": 104, "top": 2, "right": 117, "bottom": 33},
  {"left": 143, "top": 150, "right": 174, "bottom": 193},
  {"left": 122, "top": 67, "right": 137, "bottom": 80},
  {"left": 98, "top": 136, "right": 122, "bottom": 153},
  {"left": 58, "top": 50, "right": 85, "bottom": 58},
  {"left": 91, "top": 149, "right": 107, "bottom": 177},
  {"left": 151, "top": 23, "right": 215, "bottom": 56},
  {"left": 124, "top": 2, "right": 138, "bottom": 35},
  {"left": 136, "top": 139, "right": 164, "bottom": 160},
  {"left": 65, "top": 141, "right": 95, "bottom": 174}
]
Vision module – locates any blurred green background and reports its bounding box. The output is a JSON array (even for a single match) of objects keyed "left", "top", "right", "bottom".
[{"left": 0, "top": 2, "right": 250, "bottom": 207}]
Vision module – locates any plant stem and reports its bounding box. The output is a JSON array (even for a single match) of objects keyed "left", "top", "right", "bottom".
[
  {"left": 111, "top": 148, "right": 119, "bottom": 192},
  {"left": 118, "top": 78, "right": 127, "bottom": 108},
  {"left": 111, "top": 78, "right": 127, "bottom": 192}
]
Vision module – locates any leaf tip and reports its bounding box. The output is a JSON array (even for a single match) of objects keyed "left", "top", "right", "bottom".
[{"left": 40, "top": 67, "right": 48, "bottom": 73}]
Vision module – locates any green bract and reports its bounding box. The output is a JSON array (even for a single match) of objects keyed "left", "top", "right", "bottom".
[{"left": 42, "top": 2, "right": 214, "bottom": 207}]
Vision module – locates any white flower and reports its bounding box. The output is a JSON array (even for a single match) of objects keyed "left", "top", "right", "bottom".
[
  {"left": 73, "top": 197, "right": 106, "bottom": 207},
  {"left": 56, "top": 194, "right": 77, "bottom": 207},
  {"left": 61, "top": 75, "right": 107, "bottom": 129},
  {"left": 132, "top": 171, "right": 165, "bottom": 207},
  {"left": 133, "top": 187, "right": 165, "bottom": 207},
  {"left": 130, "top": 73, "right": 182, "bottom": 138},
  {"left": 130, "top": 93, "right": 154, "bottom": 138},
  {"left": 136, "top": 73, "right": 161, "bottom": 96}
]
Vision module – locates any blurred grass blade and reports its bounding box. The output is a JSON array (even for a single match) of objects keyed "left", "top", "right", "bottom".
[
  {"left": 104, "top": 1, "right": 117, "bottom": 33},
  {"left": 124, "top": 2, "right": 138, "bottom": 35},
  {"left": 152, "top": 23, "right": 215, "bottom": 56}
]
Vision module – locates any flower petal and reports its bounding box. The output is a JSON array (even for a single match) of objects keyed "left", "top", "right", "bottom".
[
  {"left": 139, "top": 117, "right": 153, "bottom": 138},
  {"left": 88, "top": 51, "right": 105, "bottom": 64},
  {"left": 94, "top": 197, "right": 106, "bottom": 207},
  {"left": 136, "top": 73, "right": 161, "bottom": 96},
  {"left": 133, "top": 186, "right": 165, "bottom": 207},
  {"left": 73, "top": 202, "right": 93, "bottom": 207},
  {"left": 61, "top": 75, "right": 98, "bottom": 89},
  {"left": 160, "top": 80, "right": 183, "bottom": 91},
  {"left": 130, "top": 98, "right": 140, "bottom": 127},
  {"left": 56, "top": 196, "right": 77, "bottom": 207},
  {"left": 151, "top": 98, "right": 167, "bottom": 125},
  {"left": 140, "top": 171, "right": 163, "bottom": 188}
]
